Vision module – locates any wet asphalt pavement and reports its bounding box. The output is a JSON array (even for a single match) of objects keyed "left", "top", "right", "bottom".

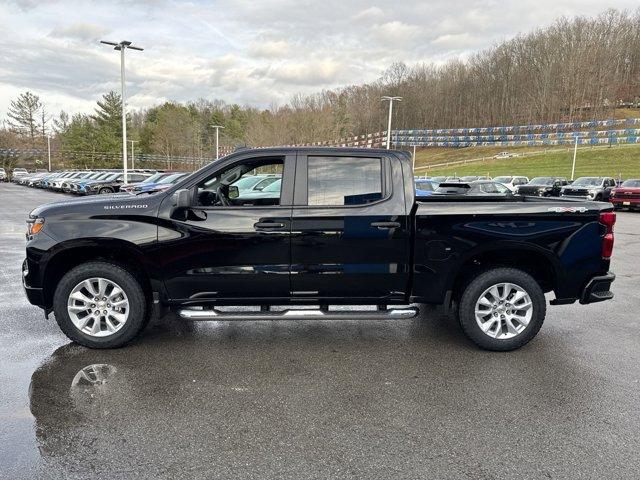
[{"left": 0, "top": 182, "right": 639, "bottom": 479}]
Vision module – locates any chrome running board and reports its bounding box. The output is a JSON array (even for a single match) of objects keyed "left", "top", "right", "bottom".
[{"left": 178, "top": 306, "right": 418, "bottom": 321}]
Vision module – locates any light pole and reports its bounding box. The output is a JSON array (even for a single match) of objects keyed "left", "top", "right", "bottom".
[
  {"left": 129, "top": 140, "right": 139, "bottom": 170},
  {"left": 571, "top": 135, "right": 579, "bottom": 180},
  {"left": 412, "top": 144, "right": 416, "bottom": 171},
  {"left": 381, "top": 96, "right": 402, "bottom": 149},
  {"left": 47, "top": 135, "right": 51, "bottom": 171},
  {"left": 210, "top": 124, "right": 224, "bottom": 159},
  {"left": 100, "top": 40, "right": 144, "bottom": 183}
]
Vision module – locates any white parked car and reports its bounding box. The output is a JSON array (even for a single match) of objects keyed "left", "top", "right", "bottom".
[
  {"left": 493, "top": 151, "right": 521, "bottom": 159},
  {"left": 493, "top": 175, "right": 529, "bottom": 192}
]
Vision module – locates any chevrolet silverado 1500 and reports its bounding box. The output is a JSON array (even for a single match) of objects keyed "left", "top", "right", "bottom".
[{"left": 23, "top": 148, "right": 616, "bottom": 350}]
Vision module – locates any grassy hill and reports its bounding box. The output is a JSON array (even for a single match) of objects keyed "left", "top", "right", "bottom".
[{"left": 413, "top": 143, "right": 640, "bottom": 179}]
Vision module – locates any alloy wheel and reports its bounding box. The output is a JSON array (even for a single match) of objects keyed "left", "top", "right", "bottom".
[
  {"left": 474, "top": 282, "right": 533, "bottom": 339},
  {"left": 67, "top": 277, "right": 129, "bottom": 337}
]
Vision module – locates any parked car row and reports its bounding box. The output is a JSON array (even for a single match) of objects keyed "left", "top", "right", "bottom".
[
  {"left": 415, "top": 174, "right": 638, "bottom": 206},
  {"left": 9, "top": 169, "right": 194, "bottom": 195},
  {"left": 9, "top": 168, "right": 284, "bottom": 201}
]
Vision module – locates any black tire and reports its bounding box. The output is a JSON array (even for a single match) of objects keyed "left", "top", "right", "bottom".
[
  {"left": 458, "top": 267, "right": 546, "bottom": 351},
  {"left": 53, "top": 262, "right": 148, "bottom": 348},
  {"left": 595, "top": 194, "right": 603, "bottom": 201},
  {"left": 98, "top": 187, "right": 114, "bottom": 194}
]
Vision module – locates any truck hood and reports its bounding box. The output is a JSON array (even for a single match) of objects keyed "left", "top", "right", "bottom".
[{"left": 29, "top": 193, "right": 160, "bottom": 218}]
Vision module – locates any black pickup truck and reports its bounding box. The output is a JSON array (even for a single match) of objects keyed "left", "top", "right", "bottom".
[{"left": 23, "top": 148, "right": 616, "bottom": 351}]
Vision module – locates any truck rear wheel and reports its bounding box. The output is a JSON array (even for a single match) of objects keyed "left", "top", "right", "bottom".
[
  {"left": 458, "top": 268, "right": 546, "bottom": 351},
  {"left": 53, "top": 262, "right": 148, "bottom": 348}
]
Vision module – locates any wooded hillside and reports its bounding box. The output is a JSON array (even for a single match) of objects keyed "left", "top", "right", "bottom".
[{"left": 1, "top": 9, "right": 639, "bottom": 167}]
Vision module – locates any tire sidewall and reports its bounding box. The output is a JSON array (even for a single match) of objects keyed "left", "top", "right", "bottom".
[
  {"left": 458, "top": 268, "right": 546, "bottom": 351},
  {"left": 53, "top": 262, "right": 146, "bottom": 348},
  {"left": 99, "top": 187, "right": 113, "bottom": 194}
]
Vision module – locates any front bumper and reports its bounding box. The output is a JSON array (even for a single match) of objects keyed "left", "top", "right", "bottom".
[
  {"left": 579, "top": 272, "right": 615, "bottom": 304},
  {"left": 22, "top": 259, "right": 45, "bottom": 307},
  {"left": 610, "top": 197, "right": 640, "bottom": 207}
]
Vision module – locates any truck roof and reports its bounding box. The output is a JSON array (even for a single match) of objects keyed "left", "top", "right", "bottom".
[{"left": 228, "top": 146, "right": 408, "bottom": 156}]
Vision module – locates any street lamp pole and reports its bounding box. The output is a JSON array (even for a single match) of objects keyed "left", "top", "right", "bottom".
[
  {"left": 571, "top": 135, "right": 579, "bottom": 180},
  {"left": 129, "top": 140, "right": 139, "bottom": 170},
  {"left": 47, "top": 135, "right": 51, "bottom": 171},
  {"left": 210, "top": 125, "right": 224, "bottom": 159},
  {"left": 381, "top": 96, "right": 402, "bottom": 149},
  {"left": 100, "top": 40, "right": 144, "bottom": 184}
]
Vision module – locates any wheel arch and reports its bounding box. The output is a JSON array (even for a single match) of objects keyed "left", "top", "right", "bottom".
[
  {"left": 448, "top": 243, "right": 561, "bottom": 303},
  {"left": 42, "top": 239, "right": 153, "bottom": 308}
]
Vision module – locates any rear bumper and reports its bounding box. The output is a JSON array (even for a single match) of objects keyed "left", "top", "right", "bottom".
[{"left": 579, "top": 272, "right": 615, "bottom": 304}]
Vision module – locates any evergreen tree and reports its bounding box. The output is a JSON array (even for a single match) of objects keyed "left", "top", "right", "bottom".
[{"left": 7, "top": 91, "right": 42, "bottom": 148}]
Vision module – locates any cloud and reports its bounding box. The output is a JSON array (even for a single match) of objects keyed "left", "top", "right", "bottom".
[
  {"left": 353, "top": 6, "right": 386, "bottom": 22},
  {"left": 248, "top": 40, "right": 291, "bottom": 59},
  {"left": 49, "top": 22, "right": 109, "bottom": 42},
  {"left": 252, "top": 58, "right": 345, "bottom": 86},
  {"left": 1, "top": 0, "right": 639, "bottom": 117},
  {"left": 431, "top": 33, "right": 479, "bottom": 49},
  {"left": 373, "top": 21, "right": 422, "bottom": 46}
]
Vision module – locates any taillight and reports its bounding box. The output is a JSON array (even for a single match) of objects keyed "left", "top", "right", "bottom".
[{"left": 599, "top": 211, "right": 616, "bottom": 259}]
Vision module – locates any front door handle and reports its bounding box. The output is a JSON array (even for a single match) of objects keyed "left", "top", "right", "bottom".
[
  {"left": 370, "top": 221, "right": 401, "bottom": 230},
  {"left": 254, "top": 221, "right": 286, "bottom": 230}
]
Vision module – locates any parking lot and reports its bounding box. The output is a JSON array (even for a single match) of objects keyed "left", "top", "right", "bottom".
[{"left": 1, "top": 182, "right": 639, "bottom": 479}]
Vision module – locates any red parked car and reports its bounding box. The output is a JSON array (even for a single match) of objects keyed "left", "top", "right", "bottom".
[{"left": 611, "top": 179, "right": 640, "bottom": 211}]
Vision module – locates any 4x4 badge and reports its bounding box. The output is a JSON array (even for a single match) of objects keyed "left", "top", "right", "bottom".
[{"left": 547, "top": 206, "right": 588, "bottom": 213}]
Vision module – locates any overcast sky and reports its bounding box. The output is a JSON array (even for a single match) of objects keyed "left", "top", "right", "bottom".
[{"left": 0, "top": 0, "right": 637, "bottom": 120}]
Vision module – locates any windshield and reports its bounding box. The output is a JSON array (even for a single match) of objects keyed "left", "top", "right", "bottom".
[
  {"left": 143, "top": 172, "right": 167, "bottom": 183},
  {"left": 262, "top": 179, "right": 282, "bottom": 192},
  {"left": 101, "top": 173, "right": 120, "bottom": 181},
  {"left": 621, "top": 179, "right": 640, "bottom": 188},
  {"left": 416, "top": 181, "right": 435, "bottom": 191},
  {"left": 572, "top": 177, "right": 602, "bottom": 187},
  {"left": 528, "top": 177, "right": 555, "bottom": 186},
  {"left": 232, "top": 176, "right": 263, "bottom": 190},
  {"left": 158, "top": 173, "right": 186, "bottom": 184},
  {"left": 493, "top": 176, "right": 512, "bottom": 183}
]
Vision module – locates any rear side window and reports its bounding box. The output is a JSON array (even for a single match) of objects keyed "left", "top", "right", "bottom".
[{"left": 307, "top": 156, "right": 383, "bottom": 206}]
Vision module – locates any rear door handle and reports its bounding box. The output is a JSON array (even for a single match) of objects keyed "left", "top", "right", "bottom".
[
  {"left": 370, "top": 221, "right": 401, "bottom": 229},
  {"left": 254, "top": 221, "right": 286, "bottom": 230}
]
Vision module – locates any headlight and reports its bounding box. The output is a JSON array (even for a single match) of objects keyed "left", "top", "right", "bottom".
[{"left": 27, "top": 217, "right": 45, "bottom": 236}]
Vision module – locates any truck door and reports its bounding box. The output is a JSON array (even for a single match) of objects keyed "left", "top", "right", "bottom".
[
  {"left": 290, "top": 153, "right": 411, "bottom": 302},
  {"left": 158, "top": 154, "right": 294, "bottom": 302}
]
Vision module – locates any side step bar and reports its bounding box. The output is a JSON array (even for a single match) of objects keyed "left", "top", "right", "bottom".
[{"left": 178, "top": 307, "right": 419, "bottom": 321}]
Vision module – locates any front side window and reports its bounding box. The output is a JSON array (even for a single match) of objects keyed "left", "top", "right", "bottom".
[
  {"left": 307, "top": 156, "right": 383, "bottom": 206},
  {"left": 196, "top": 158, "right": 283, "bottom": 207}
]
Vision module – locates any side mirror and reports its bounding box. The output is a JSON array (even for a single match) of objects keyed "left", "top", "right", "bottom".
[
  {"left": 172, "top": 189, "right": 191, "bottom": 208},
  {"left": 228, "top": 185, "right": 239, "bottom": 199}
]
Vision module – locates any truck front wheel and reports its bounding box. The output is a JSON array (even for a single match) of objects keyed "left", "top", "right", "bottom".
[
  {"left": 53, "top": 262, "right": 148, "bottom": 348},
  {"left": 458, "top": 268, "right": 546, "bottom": 351}
]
